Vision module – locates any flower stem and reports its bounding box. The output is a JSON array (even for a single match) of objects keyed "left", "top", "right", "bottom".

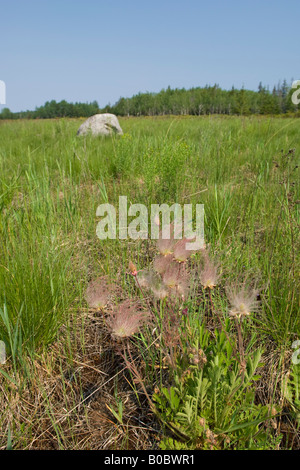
[
  {"left": 208, "top": 289, "right": 237, "bottom": 357},
  {"left": 234, "top": 317, "right": 246, "bottom": 380}
]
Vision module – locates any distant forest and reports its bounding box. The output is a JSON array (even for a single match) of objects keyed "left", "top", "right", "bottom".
[{"left": 1, "top": 81, "right": 299, "bottom": 119}]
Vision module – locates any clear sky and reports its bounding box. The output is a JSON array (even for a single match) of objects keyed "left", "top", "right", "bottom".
[{"left": 0, "top": 0, "right": 299, "bottom": 112}]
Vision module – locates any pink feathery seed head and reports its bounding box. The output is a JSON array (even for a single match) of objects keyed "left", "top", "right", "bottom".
[
  {"left": 136, "top": 266, "right": 170, "bottom": 300},
  {"left": 169, "top": 275, "right": 190, "bottom": 301},
  {"left": 157, "top": 237, "right": 176, "bottom": 256},
  {"left": 156, "top": 222, "right": 182, "bottom": 256},
  {"left": 173, "top": 237, "right": 197, "bottom": 262},
  {"left": 162, "top": 261, "right": 181, "bottom": 289},
  {"left": 151, "top": 283, "right": 169, "bottom": 300},
  {"left": 165, "top": 261, "right": 190, "bottom": 300},
  {"left": 143, "top": 270, "right": 170, "bottom": 300},
  {"left": 162, "top": 261, "right": 189, "bottom": 290},
  {"left": 153, "top": 254, "right": 174, "bottom": 275},
  {"left": 136, "top": 269, "right": 155, "bottom": 289},
  {"left": 85, "top": 276, "right": 112, "bottom": 309},
  {"left": 106, "top": 299, "right": 150, "bottom": 339},
  {"left": 199, "top": 254, "right": 220, "bottom": 289},
  {"left": 226, "top": 284, "right": 260, "bottom": 319},
  {"left": 137, "top": 269, "right": 164, "bottom": 296},
  {"left": 177, "top": 275, "right": 190, "bottom": 299}
]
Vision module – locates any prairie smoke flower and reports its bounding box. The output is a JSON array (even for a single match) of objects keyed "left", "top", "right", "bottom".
[
  {"left": 226, "top": 285, "right": 260, "bottom": 319},
  {"left": 137, "top": 268, "right": 161, "bottom": 291},
  {"left": 199, "top": 255, "right": 219, "bottom": 289},
  {"left": 136, "top": 269, "right": 155, "bottom": 289},
  {"left": 141, "top": 269, "right": 170, "bottom": 300},
  {"left": 151, "top": 283, "right": 169, "bottom": 300},
  {"left": 137, "top": 267, "right": 169, "bottom": 300},
  {"left": 85, "top": 277, "right": 111, "bottom": 309},
  {"left": 173, "top": 237, "right": 197, "bottom": 262},
  {"left": 157, "top": 236, "right": 176, "bottom": 256},
  {"left": 106, "top": 299, "right": 149, "bottom": 339},
  {"left": 156, "top": 222, "right": 182, "bottom": 256},
  {"left": 173, "top": 275, "right": 189, "bottom": 300},
  {"left": 162, "top": 261, "right": 184, "bottom": 289},
  {"left": 153, "top": 254, "right": 173, "bottom": 275},
  {"left": 162, "top": 261, "right": 189, "bottom": 299}
]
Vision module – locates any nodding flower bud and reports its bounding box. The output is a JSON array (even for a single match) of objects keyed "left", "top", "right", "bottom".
[{"left": 129, "top": 261, "right": 138, "bottom": 276}]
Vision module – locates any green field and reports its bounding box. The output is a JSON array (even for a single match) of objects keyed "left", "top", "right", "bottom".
[{"left": 0, "top": 115, "right": 299, "bottom": 450}]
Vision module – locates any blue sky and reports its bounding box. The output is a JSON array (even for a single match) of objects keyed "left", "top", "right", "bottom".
[{"left": 1, "top": 0, "right": 299, "bottom": 112}]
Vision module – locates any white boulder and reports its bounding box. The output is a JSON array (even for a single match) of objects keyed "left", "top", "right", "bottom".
[{"left": 77, "top": 113, "right": 123, "bottom": 136}]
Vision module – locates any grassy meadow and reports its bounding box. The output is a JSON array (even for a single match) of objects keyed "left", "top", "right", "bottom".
[{"left": 0, "top": 115, "right": 299, "bottom": 450}]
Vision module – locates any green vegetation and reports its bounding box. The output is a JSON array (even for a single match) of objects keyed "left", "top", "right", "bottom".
[
  {"left": 0, "top": 99, "right": 100, "bottom": 120},
  {"left": 108, "top": 81, "right": 299, "bottom": 116},
  {"left": 1, "top": 80, "right": 299, "bottom": 120},
  {"left": 0, "top": 115, "right": 299, "bottom": 449}
]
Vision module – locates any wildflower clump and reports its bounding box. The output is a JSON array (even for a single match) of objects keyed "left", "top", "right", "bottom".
[{"left": 137, "top": 222, "right": 202, "bottom": 302}]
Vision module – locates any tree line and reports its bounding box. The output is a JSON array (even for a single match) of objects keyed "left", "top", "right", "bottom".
[
  {"left": 1, "top": 81, "right": 299, "bottom": 119},
  {"left": 0, "top": 99, "right": 100, "bottom": 120},
  {"left": 105, "top": 81, "right": 299, "bottom": 116}
]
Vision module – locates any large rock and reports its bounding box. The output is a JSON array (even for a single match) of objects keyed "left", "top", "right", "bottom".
[{"left": 77, "top": 113, "right": 123, "bottom": 137}]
